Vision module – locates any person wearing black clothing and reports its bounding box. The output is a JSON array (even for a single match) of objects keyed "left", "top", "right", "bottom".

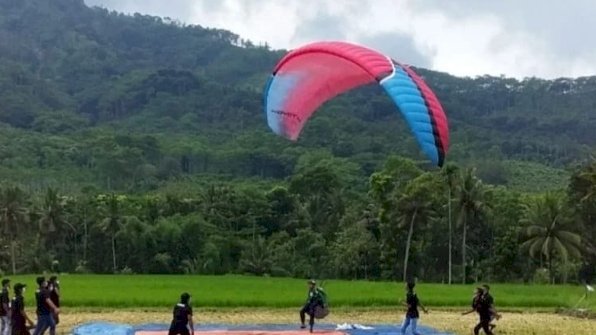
[
  {"left": 299, "top": 280, "right": 324, "bottom": 333},
  {"left": 11, "top": 283, "right": 35, "bottom": 335},
  {"left": 400, "top": 282, "right": 428, "bottom": 335},
  {"left": 482, "top": 285, "right": 499, "bottom": 331},
  {"left": 473, "top": 285, "right": 500, "bottom": 335},
  {"left": 168, "top": 292, "right": 194, "bottom": 335},
  {"left": 461, "top": 287, "right": 483, "bottom": 316},
  {"left": 1, "top": 279, "right": 10, "bottom": 335},
  {"left": 32, "top": 277, "right": 59, "bottom": 335},
  {"left": 47, "top": 277, "right": 60, "bottom": 325}
]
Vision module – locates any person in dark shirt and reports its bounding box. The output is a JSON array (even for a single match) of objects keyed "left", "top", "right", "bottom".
[
  {"left": 299, "top": 279, "right": 324, "bottom": 333},
  {"left": 481, "top": 285, "right": 500, "bottom": 332},
  {"left": 461, "top": 287, "right": 483, "bottom": 316},
  {"left": 32, "top": 276, "right": 59, "bottom": 335},
  {"left": 1, "top": 278, "right": 10, "bottom": 335},
  {"left": 400, "top": 282, "right": 427, "bottom": 335},
  {"left": 168, "top": 292, "right": 194, "bottom": 335},
  {"left": 472, "top": 285, "right": 501, "bottom": 335},
  {"left": 47, "top": 276, "right": 60, "bottom": 325},
  {"left": 11, "top": 283, "right": 35, "bottom": 335}
]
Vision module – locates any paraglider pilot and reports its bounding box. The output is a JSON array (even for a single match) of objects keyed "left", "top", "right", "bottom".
[{"left": 300, "top": 279, "right": 324, "bottom": 332}]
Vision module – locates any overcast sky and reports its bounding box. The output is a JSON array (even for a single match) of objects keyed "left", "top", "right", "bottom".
[{"left": 84, "top": 0, "right": 596, "bottom": 79}]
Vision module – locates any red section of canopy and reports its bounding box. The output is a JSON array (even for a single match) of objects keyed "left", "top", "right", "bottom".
[
  {"left": 269, "top": 41, "right": 394, "bottom": 140},
  {"left": 273, "top": 41, "right": 393, "bottom": 79},
  {"left": 136, "top": 331, "right": 346, "bottom": 335}
]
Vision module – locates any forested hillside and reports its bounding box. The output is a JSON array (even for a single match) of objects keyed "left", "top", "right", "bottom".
[{"left": 0, "top": 0, "right": 595, "bottom": 282}]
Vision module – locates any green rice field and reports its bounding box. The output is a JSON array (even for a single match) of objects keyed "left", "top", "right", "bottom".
[{"left": 7, "top": 274, "right": 595, "bottom": 310}]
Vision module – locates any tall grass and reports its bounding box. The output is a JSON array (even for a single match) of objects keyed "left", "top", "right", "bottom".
[{"left": 7, "top": 274, "right": 594, "bottom": 309}]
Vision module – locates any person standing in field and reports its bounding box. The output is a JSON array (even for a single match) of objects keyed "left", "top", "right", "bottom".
[
  {"left": 471, "top": 285, "right": 500, "bottom": 335},
  {"left": 1, "top": 278, "right": 10, "bottom": 335},
  {"left": 299, "top": 279, "right": 324, "bottom": 333},
  {"left": 461, "top": 287, "right": 483, "bottom": 316},
  {"left": 400, "top": 282, "right": 428, "bottom": 335},
  {"left": 481, "top": 285, "right": 500, "bottom": 332},
  {"left": 11, "top": 283, "right": 35, "bottom": 335},
  {"left": 47, "top": 276, "right": 60, "bottom": 325},
  {"left": 167, "top": 292, "right": 194, "bottom": 335},
  {"left": 32, "top": 277, "right": 60, "bottom": 335}
]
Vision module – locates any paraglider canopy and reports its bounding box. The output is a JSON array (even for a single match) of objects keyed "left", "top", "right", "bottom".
[{"left": 263, "top": 41, "right": 449, "bottom": 167}]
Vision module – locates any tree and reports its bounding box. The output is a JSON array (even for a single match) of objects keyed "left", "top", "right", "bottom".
[
  {"left": 398, "top": 173, "right": 440, "bottom": 282},
  {"left": 568, "top": 159, "right": 596, "bottom": 253},
  {"left": 442, "top": 163, "right": 459, "bottom": 284},
  {"left": 97, "top": 194, "right": 126, "bottom": 273},
  {"left": 239, "top": 236, "right": 272, "bottom": 276},
  {"left": 369, "top": 156, "right": 423, "bottom": 279},
  {"left": 520, "top": 192, "right": 583, "bottom": 283},
  {"left": 0, "top": 186, "right": 29, "bottom": 274},
  {"left": 455, "top": 168, "right": 488, "bottom": 284},
  {"left": 330, "top": 215, "right": 377, "bottom": 279},
  {"left": 38, "top": 188, "right": 74, "bottom": 252},
  {"left": 289, "top": 158, "right": 346, "bottom": 238}
]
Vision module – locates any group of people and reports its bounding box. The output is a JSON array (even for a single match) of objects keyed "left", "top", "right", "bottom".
[
  {"left": 166, "top": 280, "right": 330, "bottom": 335},
  {"left": 0, "top": 276, "right": 61, "bottom": 335},
  {"left": 461, "top": 285, "right": 501, "bottom": 335},
  {"left": 296, "top": 279, "right": 500, "bottom": 335},
  {"left": 401, "top": 282, "right": 501, "bottom": 335},
  {"left": 2, "top": 274, "right": 500, "bottom": 335}
]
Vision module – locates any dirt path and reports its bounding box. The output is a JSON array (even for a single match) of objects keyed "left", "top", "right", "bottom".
[{"left": 57, "top": 308, "right": 595, "bottom": 335}]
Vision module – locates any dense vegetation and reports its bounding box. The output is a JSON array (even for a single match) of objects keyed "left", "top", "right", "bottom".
[{"left": 0, "top": 0, "right": 595, "bottom": 284}]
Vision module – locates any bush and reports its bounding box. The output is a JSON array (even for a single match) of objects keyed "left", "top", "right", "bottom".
[{"left": 533, "top": 268, "right": 551, "bottom": 284}]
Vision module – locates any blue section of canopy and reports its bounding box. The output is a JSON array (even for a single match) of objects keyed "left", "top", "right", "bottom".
[
  {"left": 72, "top": 322, "right": 134, "bottom": 335},
  {"left": 380, "top": 65, "right": 439, "bottom": 166}
]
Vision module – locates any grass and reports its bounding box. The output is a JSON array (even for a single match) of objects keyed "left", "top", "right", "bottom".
[{"left": 7, "top": 274, "right": 595, "bottom": 310}]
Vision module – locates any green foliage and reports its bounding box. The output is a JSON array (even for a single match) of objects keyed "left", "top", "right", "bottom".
[
  {"left": 0, "top": 0, "right": 595, "bottom": 286},
  {"left": 0, "top": 0, "right": 590, "bottom": 193}
]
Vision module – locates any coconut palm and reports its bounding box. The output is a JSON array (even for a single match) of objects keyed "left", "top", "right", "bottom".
[
  {"left": 520, "top": 192, "right": 583, "bottom": 283},
  {"left": 442, "top": 163, "right": 459, "bottom": 284},
  {"left": 0, "top": 186, "right": 29, "bottom": 274},
  {"left": 97, "top": 194, "right": 125, "bottom": 273},
  {"left": 398, "top": 173, "right": 439, "bottom": 282},
  {"left": 455, "top": 168, "right": 488, "bottom": 284}
]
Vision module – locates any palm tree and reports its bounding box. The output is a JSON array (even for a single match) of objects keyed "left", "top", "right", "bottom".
[
  {"left": 398, "top": 173, "right": 438, "bottom": 282},
  {"left": 239, "top": 235, "right": 273, "bottom": 275},
  {"left": 568, "top": 159, "right": 596, "bottom": 255},
  {"left": 0, "top": 186, "right": 29, "bottom": 274},
  {"left": 455, "top": 168, "right": 487, "bottom": 284},
  {"left": 38, "top": 187, "right": 74, "bottom": 252},
  {"left": 442, "top": 163, "right": 459, "bottom": 284},
  {"left": 520, "top": 192, "right": 583, "bottom": 283},
  {"left": 98, "top": 194, "right": 124, "bottom": 273}
]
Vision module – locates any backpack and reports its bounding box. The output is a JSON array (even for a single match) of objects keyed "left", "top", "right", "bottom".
[{"left": 314, "top": 287, "right": 330, "bottom": 319}]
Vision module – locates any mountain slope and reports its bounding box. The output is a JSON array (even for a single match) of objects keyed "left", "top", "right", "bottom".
[{"left": 0, "top": 0, "right": 593, "bottom": 192}]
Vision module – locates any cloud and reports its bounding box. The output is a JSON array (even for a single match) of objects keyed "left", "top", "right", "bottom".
[
  {"left": 290, "top": 13, "right": 348, "bottom": 44},
  {"left": 83, "top": 0, "right": 596, "bottom": 79},
  {"left": 358, "top": 32, "right": 432, "bottom": 68}
]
